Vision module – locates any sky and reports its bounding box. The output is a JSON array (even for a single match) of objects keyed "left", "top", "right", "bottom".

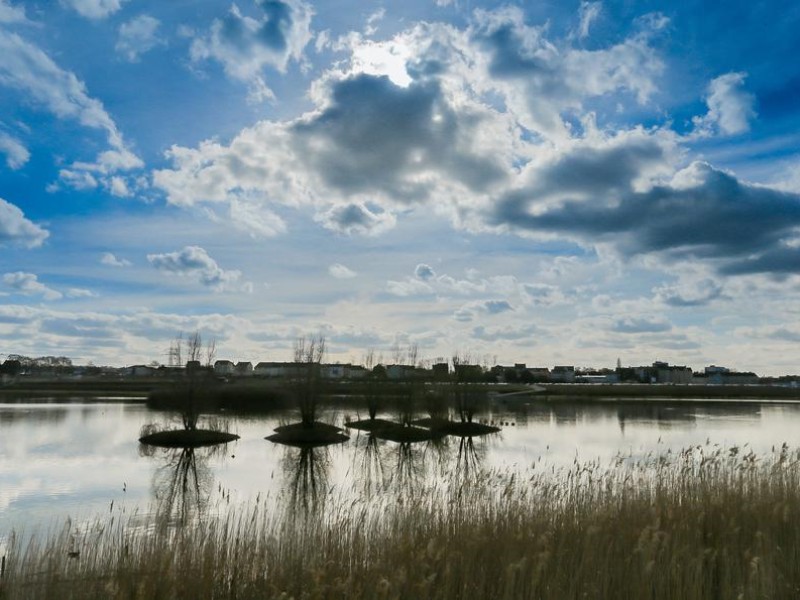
[{"left": 1, "top": 0, "right": 800, "bottom": 374}]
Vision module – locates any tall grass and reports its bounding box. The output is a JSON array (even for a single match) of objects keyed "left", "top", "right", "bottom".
[{"left": 4, "top": 444, "right": 800, "bottom": 599}]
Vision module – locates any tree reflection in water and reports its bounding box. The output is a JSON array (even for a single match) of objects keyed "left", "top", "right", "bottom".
[
  {"left": 143, "top": 444, "right": 220, "bottom": 528},
  {"left": 354, "top": 432, "right": 387, "bottom": 497},
  {"left": 455, "top": 436, "right": 482, "bottom": 481},
  {"left": 281, "top": 444, "right": 331, "bottom": 517}
]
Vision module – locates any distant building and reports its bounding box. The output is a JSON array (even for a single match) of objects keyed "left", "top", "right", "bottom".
[
  {"left": 127, "top": 365, "right": 156, "bottom": 377},
  {"left": 322, "top": 364, "right": 347, "bottom": 379},
  {"left": 453, "top": 363, "right": 483, "bottom": 382},
  {"left": 235, "top": 361, "right": 253, "bottom": 376},
  {"left": 214, "top": 360, "right": 235, "bottom": 376},
  {"left": 633, "top": 362, "right": 691, "bottom": 384},
  {"left": 254, "top": 362, "right": 289, "bottom": 377},
  {"left": 345, "top": 365, "right": 368, "bottom": 379},
  {"left": 550, "top": 366, "right": 576, "bottom": 383},
  {"left": 386, "top": 364, "right": 418, "bottom": 380},
  {"left": 655, "top": 362, "right": 692, "bottom": 384},
  {"left": 431, "top": 362, "right": 449, "bottom": 379},
  {"left": 185, "top": 360, "right": 202, "bottom": 374},
  {"left": 254, "top": 362, "right": 310, "bottom": 378}
]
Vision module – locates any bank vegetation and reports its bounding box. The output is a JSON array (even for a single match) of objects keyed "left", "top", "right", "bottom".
[{"left": 3, "top": 445, "right": 800, "bottom": 599}]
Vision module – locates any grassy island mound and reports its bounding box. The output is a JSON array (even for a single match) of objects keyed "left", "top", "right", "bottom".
[
  {"left": 345, "top": 418, "right": 397, "bottom": 433},
  {"left": 373, "top": 423, "right": 445, "bottom": 443},
  {"left": 138, "top": 429, "right": 240, "bottom": 448},
  {"left": 414, "top": 417, "right": 501, "bottom": 437},
  {"left": 266, "top": 421, "right": 349, "bottom": 447}
]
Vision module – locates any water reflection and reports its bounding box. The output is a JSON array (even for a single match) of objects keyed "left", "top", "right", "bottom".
[
  {"left": 354, "top": 433, "right": 388, "bottom": 496},
  {"left": 455, "top": 437, "right": 482, "bottom": 480},
  {"left": 281, "top": 445, "right": 331, "bottom": 517},
  {"left": 0, "top": 405, "right": 69, "bottom": 425},
  {"left": 493, "top": 399, "right": 764, "bottom": 429},
  {"left": 145, "top": 444, "right": 220, "bottom": 527},
  {"left": 4, "top": 397, "right": 800, "bottom": 541}
]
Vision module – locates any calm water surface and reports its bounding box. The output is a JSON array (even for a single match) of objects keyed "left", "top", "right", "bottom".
[{"left": 2, "top": 397, "right": 800, "bottom": 547}]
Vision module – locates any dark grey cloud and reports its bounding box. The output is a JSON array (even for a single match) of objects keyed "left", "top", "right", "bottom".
[
  {"left": 317, "top": 202, "right": 395, "bottom": 235},
  {"left": 414, "top": 263, "right": 436, "bottom": 281},
  {"left": 484, "top": 299, "right": 513, "bottom": 314},
  {"left": 292, "top": 74, "right": 507, "bottom": 202},
  {"left": 493, "top": 161, "right": 800, "bottom": 277}
]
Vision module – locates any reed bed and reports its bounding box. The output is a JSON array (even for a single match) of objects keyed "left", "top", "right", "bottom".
[{"left": 3, "top": 444, "right": 800, "bottom": 599}]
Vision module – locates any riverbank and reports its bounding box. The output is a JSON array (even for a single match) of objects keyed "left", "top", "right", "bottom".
[
  {"left": 0, "top": 378, "right": 154, "bottom": 400},
  {"left": 537, "top": 382, "right": 800, "bottom": 400},
  {"left": 3, "top": 378, "right": 800, "bottom": 404},
  {"left": 3, "top": 447, "right": 800, "bottom": 599}
]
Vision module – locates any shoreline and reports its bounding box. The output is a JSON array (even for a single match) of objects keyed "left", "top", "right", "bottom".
[{"left": 2, "top": 378, "right": 800, "bottom": 404}]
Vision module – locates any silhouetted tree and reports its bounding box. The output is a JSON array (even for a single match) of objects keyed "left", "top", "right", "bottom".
[{"left": 292, "top": 334, "right": 326, "bottom": 427}]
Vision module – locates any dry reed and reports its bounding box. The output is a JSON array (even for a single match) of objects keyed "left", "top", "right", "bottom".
[{"left": 3, "top": 444, "right": 800, "bottom": 599}]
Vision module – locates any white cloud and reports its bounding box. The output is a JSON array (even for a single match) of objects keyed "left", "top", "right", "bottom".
[
  {"left": 190, "top": 0, "right": 314, "bottom": 101},
  {"left": 473, "top": 323, "right": 539, "bottom": 342},
  {"left": 470, "top": 6, "right": 665, "bottom": 140},
  {"left": 147, "top": 245, "right": 243, "bottom": 291},
  {"left": 386, "top": 278, "right": 435, "bottom": 297},
  {"left": 575, "top": 1, "right": 602, "bottom": 39},
  {"left": 0, "top": 0, "right": 28, "bottom": 24},
  {"left": 692, "top": 72, "right": 756, "bottom": 136},
  {"left": 60, "top": 0, "right": 128, "bottom": 20},
  {"left": 154, "top": 6, "right": 670, "bottom": 237},
  {"left": 66, "top": 288, "right": 97, "bottom": 298},
  {"left": 0, "top": 131, "right": 29, "bottom": 169},
  {"left": 55, "top": 169, "right": 98, "bottom": 191},
  {"left": 108, "top": 176, "right": 131, "bottom": 197},
  {"left": 654, "top": 277, "right": 724, "bottom": 307},
  {"left": 611, "top": 316, "right": 671, "bottom": 334},
  {"left": 453, "top": 298, "right": 514, "bottom": 321},
  {"left": 116, "top": 14, "right": 162, "bottom": 62},
  {"left": 522, "top": 283, "right": 569, "bottom": 307},
  {"left": 328, "top": 263, "right": 357, "bottom": 279},
  {"left": 100, "top": 252, "right": 131, "bottom": 267},
  {"left": 3, "top": 272, "right": 62, "bottom": 300},
  {"left": 0, "top": 197, "right": 49, "bottom": 248},
  {"left": 365, "top": 8, "right": 385, "bottom": 36},
  {"left": 0, "top": 27, "right": 142, "bottom": 186}
]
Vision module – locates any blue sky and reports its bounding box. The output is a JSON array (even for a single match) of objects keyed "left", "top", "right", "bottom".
[{"left": 1, "top": 0, "right": 800, "bottom": 374}]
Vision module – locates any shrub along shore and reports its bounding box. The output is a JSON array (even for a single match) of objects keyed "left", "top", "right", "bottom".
[{"left": 3, "top": 446, "right": 800, "bottom": 599}]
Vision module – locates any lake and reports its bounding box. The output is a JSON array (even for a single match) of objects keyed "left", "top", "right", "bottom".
[{"left": 2, "top": 396, "right": 800, "bottom": 551}]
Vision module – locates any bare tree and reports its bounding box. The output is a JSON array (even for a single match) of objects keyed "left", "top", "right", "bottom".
[
  {"left": 294, "top": 334, "right": 326, "bottom": 364},
  {"left": 205, "top": 338, "right": 217, "bottom": 367},
  {"left": 186, "top": 331, "right": 203, "bottom": 364},
  {"left": 407, "top": 343, "right": 419, "bottom": 368},
  {"left": 391, "top": 341, "right": 404, "bottom": 365},
  {"left": 451, "top": 350, "right": 485, "bottom": 423},
  {"left": 292, "top": 334, "right": 326, "bottom": 426},
  {"left": 168, "top": 333, "right": 183, "bottom": 367},
  {"left": 363, "top": 348, "right": 375, "bottom": 371},
  {"left": 180, "top": 330, "right": 213, "bottom": 431}
]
